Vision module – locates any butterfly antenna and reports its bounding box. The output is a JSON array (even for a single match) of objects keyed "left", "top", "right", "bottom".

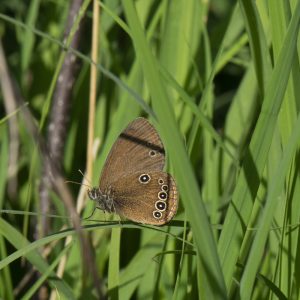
[
  {"left": 78, "top": 169, "right": 93, "bottom": 186},
  {"left": 65, "top": 180, "right": 91, "bottom": 189}
]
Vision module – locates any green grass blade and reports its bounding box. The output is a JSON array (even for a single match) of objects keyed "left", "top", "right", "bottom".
[
  {"left": 108, "top": 227, "right": 121, "bottom": 300},
  {"left": 21, "top": 0, "right": 40, "bottom": 72},
  {"left": 240, "top": 112, "right": 300, "bottom": 298},
  {"left": 122, "top": 1, "right": 227, "bottom": 299},
  {"left": 0, "top": 218, "right": 75, "bottom": 299},
  {"left": 218, "top": 0, "right": 300, "bottom": 289},
  {"left": 21, "top": 244, "right": 71, "bottom": 300}
]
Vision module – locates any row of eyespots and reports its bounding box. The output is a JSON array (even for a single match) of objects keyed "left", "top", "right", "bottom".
[
  {"left": 138, "top": 174, "right": 170, "bottom": 220},
  {"left": 153, "top": 178, "right": 169, "bottom": 220}
]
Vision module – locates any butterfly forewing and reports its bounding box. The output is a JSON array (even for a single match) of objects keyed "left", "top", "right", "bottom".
[
  {"left": 109, "top": 171, "right": 178, "bottom": 225},
  {"left": 99, "top": 118, "right": 165, "bottom": 190}
]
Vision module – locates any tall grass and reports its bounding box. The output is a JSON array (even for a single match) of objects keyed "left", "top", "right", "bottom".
[{"left": 0, "top": 1, "right": 300, "bottom": 299}]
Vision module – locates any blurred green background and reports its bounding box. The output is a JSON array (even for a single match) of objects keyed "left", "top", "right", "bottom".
[{"left": 0, "top": 0, "right": 300, "bottom": 299}]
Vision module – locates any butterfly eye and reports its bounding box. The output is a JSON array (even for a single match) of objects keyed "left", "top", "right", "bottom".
[
  {"left": 161, "top": 185, "right": 168, "bottom": 191},
  {"left": 158, "top": 178, "right": 164, "bottom": 185},
  {"left": 139, "top": 174, "right": 151, "bottom": 184},
  {"left": 153, "top": 210, "right": 162, "bottom": 219},
  {"left": 158, "top": 191, "right": 167, "bottom": 200},
  {"left": 155, "top": 201, "right": 166, "bottom": 211}
]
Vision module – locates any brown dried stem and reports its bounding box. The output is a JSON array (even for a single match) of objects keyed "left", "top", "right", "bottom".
[{"left": 0, "top": 40, "right": 19, "bottom": 199}]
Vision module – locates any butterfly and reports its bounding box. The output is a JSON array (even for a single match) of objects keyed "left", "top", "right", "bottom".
[{"left": 88, "top": 118, "right": 178, "bottom": 225}]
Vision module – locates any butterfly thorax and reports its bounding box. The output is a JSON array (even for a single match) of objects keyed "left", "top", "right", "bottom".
[{"left": 87, "top": 186, "right": 115, "bottom": 213}]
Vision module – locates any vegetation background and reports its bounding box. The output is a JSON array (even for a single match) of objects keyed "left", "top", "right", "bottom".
[{"left": 0, "top": 0, "right": 300, "bottom": 299}]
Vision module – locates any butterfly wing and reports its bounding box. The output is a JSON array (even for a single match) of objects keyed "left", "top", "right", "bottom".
[
  {"left": 99, "top": 118, "right": 165, "bottom": 190},
  {"left": 109, "top": 171, "right": 178, "bottom": 225}
]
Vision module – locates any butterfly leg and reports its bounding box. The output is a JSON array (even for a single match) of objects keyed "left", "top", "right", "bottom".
[{"left": 82, "top": 205, "right": 97, "bottom": 220}]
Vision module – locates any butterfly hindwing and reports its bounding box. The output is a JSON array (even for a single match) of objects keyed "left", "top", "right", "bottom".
[{"left": 108, "top": 171, "right": 178, "bottom": 225}]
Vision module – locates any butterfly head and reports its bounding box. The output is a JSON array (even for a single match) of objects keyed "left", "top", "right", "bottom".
[
  {"left": 87, "top": 187, "right": 101, "bottom": 201},
  {"left": 87, "top": 187, "right": 115, "bottom": 213}
]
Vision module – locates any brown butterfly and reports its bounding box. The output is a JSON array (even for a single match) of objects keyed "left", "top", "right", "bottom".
[{"left": 88, "top": 118, "right": 178, "bottom": 225}]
